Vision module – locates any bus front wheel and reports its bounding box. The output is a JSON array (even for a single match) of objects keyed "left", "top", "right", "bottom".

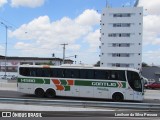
[
  {"left": 112, "top": 92, "right": 124, "bottom": 102},
  {"left": 35, "top": 88, "right": 45, "bottom": 98},
  {"left": 45, "top": 88, "right": 56, "bottom": 98}
]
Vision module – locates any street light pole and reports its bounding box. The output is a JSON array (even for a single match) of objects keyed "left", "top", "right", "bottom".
[
  {"left": 60, "top": 43, "right": 68, "bottom": 64},
  {"left": 1, "top": 22, "right": 11, "bottom": 78}
]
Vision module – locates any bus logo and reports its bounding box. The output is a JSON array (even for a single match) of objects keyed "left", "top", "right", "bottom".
[{"left": 52, "top": 79, "right": 74, "bottom": 91}]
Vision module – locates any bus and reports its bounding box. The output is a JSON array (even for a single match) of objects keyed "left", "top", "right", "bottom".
[{"left": 17, "top": 65, "right": 144, "bottom": 102}]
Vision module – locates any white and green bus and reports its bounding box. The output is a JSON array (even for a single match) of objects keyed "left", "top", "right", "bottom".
[{"left": 17, "top": 65, "right": 144, "bottom": 102}]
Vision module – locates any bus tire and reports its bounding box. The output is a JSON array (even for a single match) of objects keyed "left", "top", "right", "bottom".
[
  {"left": 112, "top": 92, "right": 124, "bottom": 102},
  {"left": 45, "top": 88, "right": 56, "bottom": 98},
  {"left": 35, "top": 88, "right": 45, "bottom": 98}
]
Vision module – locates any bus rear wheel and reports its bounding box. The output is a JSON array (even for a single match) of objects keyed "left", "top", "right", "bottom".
[
  {"left": 112, "top": 92, "right": 124, "bottom": 102},
  {"left": 45, "top": 89, "right": 56, "bottom": 98},
  {"left": 35, "top": 88, "right": 45, "bottom": 98}
]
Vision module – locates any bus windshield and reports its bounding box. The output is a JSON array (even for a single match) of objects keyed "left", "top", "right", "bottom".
[{"left": 127, "top": 71, "right": 142, "bottom": 92}]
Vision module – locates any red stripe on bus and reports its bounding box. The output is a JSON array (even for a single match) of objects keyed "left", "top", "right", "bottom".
[
  {"left": 56, "top": 85, "right": 64, "bottom": 91},
  {"left": 52, "top": 79, "right": 60, "bottom": 85},
  {"left": 67, "top": 80, "right": 74, "bottom": 85}
]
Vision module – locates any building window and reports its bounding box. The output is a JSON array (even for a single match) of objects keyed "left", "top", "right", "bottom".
[
  {"left": 108, "top": 33, "right": 130, "bottom": 37},
  {"left": 112, "top": 53, "right": 130, "bottom": 57},
  {"left": 113, "top": 13, "right": 131, "bottom": 17},
  {"left": 113, "top": 23, "right": 131, "bottom": 27},
  {"left": 111, "top": 43, "right": 130, "bottom": 47}
]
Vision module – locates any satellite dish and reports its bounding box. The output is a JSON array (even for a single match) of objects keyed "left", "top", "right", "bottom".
[{"left": 134, "top": 0, "right": 139, "bottom": 7}]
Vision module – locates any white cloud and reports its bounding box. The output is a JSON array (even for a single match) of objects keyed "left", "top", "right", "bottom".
[
  {"left": 10, "top": 0, "right": 45, "bottom": 8},
  {"left": 84, "top": 29, "right": 100, "bottom": 52},
  {"left": 75, "top": 9, "right": 100, "bottom": 26},
  {"left": 9, "top": 9, "right": 101, "bottom": 58},
  {"left": 139, "top": 0, "right": 160, "bottom": 15},
  {"left": 143, "top": 15, "right": 160, "bottom": 45},
  {"left": 143, "top": 50, "right": 160, "bottom": 65},
  {"left": 0, "top": 0, "right": 7, "bottom": 7}
]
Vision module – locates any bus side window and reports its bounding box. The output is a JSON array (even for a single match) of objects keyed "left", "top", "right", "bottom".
[
  {"left": 20, "top": 67, "right": 30, "bottom": 76},
  {"left": 57, "top": 69, "right": 64, "bottom": 78},
  {"left": 36, "top": 68, "right": 43, "bottom": 77},
  {"left": 110, "top": 70, "right": 126, "bottom": 81},
  {"left": 29, "top": 68, "right": 36, "bottom": 77},
  {"left": 64, "top": 69, "right": 72, "bottom": 78},
  {"left": 71, "top": 69, "right": 79, "bottom": 78},
  {"left": 94, "top": 70, "right": 106, "bottom": 80},
  {"left": 80, "top": 69, "right": 87, "bottom": 79},
  {"left": 87, "top": 70, "right": 94, "bottom": 79},
  {"left": 43, "top": 68, "right": 51, "bottom": 77},
  {"left": 105, "top": 71, "right": 110, "bottom": 80},
  {"left": 50, "top": 68, "right": 58, "bottom": 77}
]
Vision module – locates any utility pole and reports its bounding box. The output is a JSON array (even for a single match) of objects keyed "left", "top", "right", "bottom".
[
  {"left": 60, "top": 43, "right": 68, "bottom": 64},
  {"left": 1, "top": 22, "right": 11, "bottom": 79}
]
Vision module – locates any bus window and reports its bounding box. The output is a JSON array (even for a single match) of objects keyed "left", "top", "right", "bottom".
[
  {"left": 29, "top": 68, "right": 36, "bottom": 77},
  {"left": 64, "top": 69, "right": 79, "bottom": 78},
  {"left": 110, "top": 70, "right": 126, "bottom": 81},
  {"left": 36, "top": 68, "right": 43, "bottom": 77},
  {"left": 51, "top": 68, "right": 58, "bottom": 77},
  {"left": 87, "top": 69, "right": 94, "bottom": 79},
  {"left": 127, "top": 71, "right": 142, "bottom": 92},
  {"left": 19, "top": 67, "right": 30, "bottom": 76},
  {"left": 72, "top": 69, "right": 79, "bottom": 78},
  {"left": 42, "top": 68, "right": 51, "bottom": 77},
  {"left": 94, "top": 70, "right": 106, "bottom": 79},
  {"left": 57, "top": 69, "right": 64, "bottom": 78},
  {"left": 80, "top": 69, "right": 87, "bottom": 79},
  {"left": 64, "top": 69, "right": 72, "bottom": 78},
  {"left": 80, "top": 69, "right": 94, "bottom": 79}
]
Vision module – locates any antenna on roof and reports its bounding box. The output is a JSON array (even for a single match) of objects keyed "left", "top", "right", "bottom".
[
  {"left": 134, "top": 0, "right": 139, "bottom": 7},
  {"left": 106, "top": 0, "right": 110, "bottom": 8}
]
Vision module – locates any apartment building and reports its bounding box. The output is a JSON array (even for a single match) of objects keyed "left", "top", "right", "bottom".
[{"left": 100, "top": 6, "right": 143, "bottom": 70}]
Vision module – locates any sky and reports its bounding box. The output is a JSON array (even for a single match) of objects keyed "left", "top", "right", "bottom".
[{"left": 0, "top": 0, "right": 160, "bottom": 65}]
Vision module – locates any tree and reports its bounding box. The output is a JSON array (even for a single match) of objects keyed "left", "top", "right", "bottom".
[
  {"left": 142, "top": 62, "right": 149, "bottom": 67},
  {"left": 94, "top": 61, "right": 100, "bottom": 67},
  {"left": 38, "top": 61, "right": 55, "bottom": 65}
]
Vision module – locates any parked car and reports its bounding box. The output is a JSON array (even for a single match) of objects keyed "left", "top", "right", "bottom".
[
  {"left": 1, "top": 75, "right": 7, "bottom": 79},
  {"left": 0, "top": 75, "right": 17, "bottom": 80},
  {"left": 144, "top": 82, "right": 160, "bottom": 89}
]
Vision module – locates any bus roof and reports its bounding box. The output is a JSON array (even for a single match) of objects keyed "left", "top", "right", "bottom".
[{"left": 19, "top": 64, "right": 140, "bottom": 72}]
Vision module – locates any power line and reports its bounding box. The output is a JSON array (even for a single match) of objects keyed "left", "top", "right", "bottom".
[{"left": 0, "top": 17, "right": 17, "bottom": 29}]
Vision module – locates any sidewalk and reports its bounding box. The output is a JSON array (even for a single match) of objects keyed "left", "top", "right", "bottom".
[{"left": 0, "top": 80, "right": 17, "bottom": 91}]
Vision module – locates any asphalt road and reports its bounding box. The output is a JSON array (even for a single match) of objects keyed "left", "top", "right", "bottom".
[{"left": 0, "top": 90, "right": 160, "bottom": 104}]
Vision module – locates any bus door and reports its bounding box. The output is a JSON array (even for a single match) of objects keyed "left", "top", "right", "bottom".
[
  {"left": 125, "top": 83, "right": 134, "bottom": 100},
  {"left": 127, "top": 71, "right": 143, "bottom": 101}
]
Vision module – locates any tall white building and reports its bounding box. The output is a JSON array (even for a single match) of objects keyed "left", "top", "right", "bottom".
[{"left": 100, "top": 6, "right": 143, "bottom": 70}]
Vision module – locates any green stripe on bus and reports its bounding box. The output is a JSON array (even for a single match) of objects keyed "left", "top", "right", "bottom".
[
  {"left": 18, "top": 78, "right": 50, "bottom": 84},
  {"left": 64, "top": 86, "right": 70, "bottom": 91},
  {"left": 75, "top": 80, "right": 126, "bottom": 88},
  {"left": 60, "top": 80, "right": 67, "bottom": 85}
]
